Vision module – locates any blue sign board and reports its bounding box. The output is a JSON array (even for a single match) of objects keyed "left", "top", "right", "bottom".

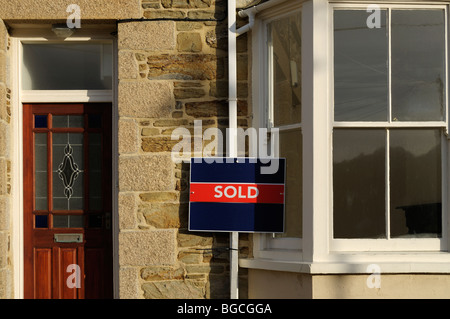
[{"left": 188, "top": 158, "right": 286, "bottom": 233}]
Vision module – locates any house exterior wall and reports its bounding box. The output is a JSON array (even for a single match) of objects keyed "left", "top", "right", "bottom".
[
  {"left": 0, "top": 0, "right": 251, "bottom": 299},
  {"left": 0, "top": 18, "right": 12, "bottom": 299},
  {"left": 116, "top": 1, "right": 250, "bottom": 299}
]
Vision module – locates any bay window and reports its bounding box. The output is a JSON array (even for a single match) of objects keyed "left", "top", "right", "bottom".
[{"left": 332, "top": 6, "right": 447, "bottom": 250}]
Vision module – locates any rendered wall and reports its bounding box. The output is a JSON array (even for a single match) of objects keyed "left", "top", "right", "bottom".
[{"left": 248, "top": 269, "right": 450, "bottom": 299}]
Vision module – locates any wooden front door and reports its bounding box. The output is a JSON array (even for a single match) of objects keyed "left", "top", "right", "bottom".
[{"left": 23, "top": 103, "right": 113, "bottom": 299}]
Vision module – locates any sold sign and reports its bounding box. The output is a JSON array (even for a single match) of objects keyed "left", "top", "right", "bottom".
[
  {"left": 188, "top": 158, "right": 286, "bottom": 233},
  {"left": 190, "top": 183, "right": 284, "bottom": 204}
]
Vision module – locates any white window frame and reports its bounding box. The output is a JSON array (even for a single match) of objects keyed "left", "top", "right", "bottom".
[
  {"left": 9, "top": 27, "right": 119, "bottom": 298},
  {"left": 330, "top": 2, "right": 449, "bottom": 252},
  {"left": 251, "top": 0, "right": 304, "bottom": 262}
]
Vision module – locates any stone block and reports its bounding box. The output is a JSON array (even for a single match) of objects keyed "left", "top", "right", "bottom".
[
  {"left": 119, "top": 230, "right": 176, "bottom": 266},
  {"left": 118, "top": 21, "right": 175, "bottom": 51},
  {"left": 176, "top": 21, "right": 203, "bottom": 31},
  {"left": 118, "top": 51, "right": 138, "bottom": 80},
  {"left": 118, "top": 81, "right": 174, "bottom": 118},
  {"left": 0, "top": 232, "right": 7, "bottom": 268},
  {"left": 0, "top": 158, "right": 6, "bottom": 195},
  {"left": 0, "top": 197, "right": 8, "bottom": 231},
  {"left": 119, "top": 267, "right": 141, "bottom": 299},
  {"left": 119, "top": 155, "right": 173, "bottom": 192},
  {"left": 162, "top": 0, "right": 211, "bottom": 8},
  {"left": 174, "top": 87, "right": 206, "bottom": 99},
  {"left": 177, "top": 231, "right": 213, "bottom": 247},
  {"left": 140, "top": 202, "right": 188, "bottom": 228},
  {"left": 178, "top": 250, "right": 202, "bottom": 264},
  {"left": 0, "top": 20, "right": 7, "bottom": 53},
  {"left": 142, "top": 280, "right": 205, "bottom": 299},
  {"left": 0, "top": 85, "right": 7, "bottom": 123},
  {"left": 0, "top": 268, "right": 11, "bottom": 299},
  {"left": 0, "top": 121, "right": 8, "bottom": 157},
  {"left": 118, "top": 119, "right": 139, "bottom": 154},
  {"left": 0, "top": 52, "right": 5, "bottom": 85},
  {"left": 185, "top": 100, "right": 228, "bottom": 117},
  {"left": 187, "top": 10, "right": 226, "bottom": 20},
  {"left": 143, "top": 10, "right": 185, "bottom": 19},
  {"left": 141, "top": 265, "right": 185, "bottom": 281},
  {"left": 139, "top": 192, "right": 178, "bottom": 203},
  {"left": 141, "top": 128, "right": 160, "bottom": 136},
  {"left": 0, "top": 0, "right": 142, "bottom": 20},
  {"left": 118, "top": 193, "right": 137, "bottom": 230},
  {"left": 141, "top": 136, "right": 181, "bottom": 153},
  {"left": 147, "top": 54, "right": 224, "bottom": 80},
  {"left": 177, "top": 33, "right": 202, "bottom": 52}
]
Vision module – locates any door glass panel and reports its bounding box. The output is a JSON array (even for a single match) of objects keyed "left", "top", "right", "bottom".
[
  {"left": 35, "top": 215, "right": 48, "bottom": 228},
  {"left": 34, "top": 115, "right": 48, "bottom": 128},
  {"left": 52, "top": 133, "right": 84, "bottom": 210},
  {"left": 390, "top": 129, "right": 442, "bottom": 238},
  {"left": 53, "top": 115, "right": 84, "bottom": 128},
  {"left": 89, "top": 133, "right": 102, "bottom": 211},
  {"left": 53, "top": 215, "right": 84, "bottom": 228},
  {"left": 22, "top": 43, "right": 113, "bottom": 90},
  {"left": 88, "top": 214, "right": 103, "bottom": 228},
  {"left": 35, "top": 133, "right": 48, "bottom": 211},
  {"left": 333, "top": 129, "right": 386, "bottom": 238},
  {"left": 391, "top": 10, "right": 445, "bottom": 122},
  {"left": 88, "top": 114, "right": 102, "bottom": 128},
  {"left": 334, "top": 10, "right": 389, "bottom": 122}
]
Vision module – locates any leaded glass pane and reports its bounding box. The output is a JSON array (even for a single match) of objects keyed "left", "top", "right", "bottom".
[
  {"left": 35, "top": 133, "right": 48, "bottom": 211},
  {"left": 52, "top": 133, "right": 84, "bottom": 211}
]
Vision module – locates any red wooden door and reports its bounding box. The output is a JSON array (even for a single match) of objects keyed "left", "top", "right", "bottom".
[{"left": 23, "top": 103, "right": 113, "bottom": 299}]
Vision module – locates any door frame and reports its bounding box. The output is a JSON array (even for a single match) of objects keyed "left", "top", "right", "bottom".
[{"left": 9, "top": 29, "right": 119, "bottom": 299}]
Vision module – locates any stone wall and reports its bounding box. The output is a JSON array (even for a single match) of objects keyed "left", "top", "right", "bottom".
[
  {"left": 0, "top": 19, "right": 12, "bottom": 299},
  {"left": 117, "top": 0, "right": 251, "bottom": 299}
]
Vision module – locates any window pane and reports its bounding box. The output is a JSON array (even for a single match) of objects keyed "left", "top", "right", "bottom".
[
  {"left": 276, "top": 129, "right": 302, "bottom": 238},
  {"left": 89, "top": 133, "right": 103, "bottom": 211},
  {"left": 53, "top": 115, "right": 84, "bottom": 128},
  {"left": 391, "top": 10, "right": 445, "bottom": 122},
  {"left": 34, "top": 115, "right": 48, "bottom": 128},
  {"left": 333, "top": 129, "right": 386, "bottom": 239},
  {"left": 390, "top": 129, "right": 442, "bottom": 238},
  {"left": 35, "top": 215, "right": 48, "bottom": 228},
  {"left": 334, "top": 10, "right": 389, "bottom": 121},
  {"left": 35, "top": 133, "right": 48, "bottom": 211},
  {"left": 52, "top": 133, "right": 84, "bottom": 210},
  {"left": 269, "top": 11, "right": 302, "bottom": 126},
  {"left": 22, "top": 43, "right": 113, "bottom": 90}
]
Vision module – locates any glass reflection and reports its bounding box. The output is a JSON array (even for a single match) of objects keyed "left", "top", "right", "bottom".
[
  {"left": 391, "top": 10, "right": 445, "bottom": 122},
  {"left": 390, "top": 129, "right": 442, "bottom": 238},
  {"left": 333, "top": 129, "right": 386, "bottom": 238},
  {"left": 334, "top": 10, "right": 389, "bottom": 121}
]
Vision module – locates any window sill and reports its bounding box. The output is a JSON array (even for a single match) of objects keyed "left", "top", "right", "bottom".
[{"left": 240, "top": 252, "right": 450, "bottom": 274}]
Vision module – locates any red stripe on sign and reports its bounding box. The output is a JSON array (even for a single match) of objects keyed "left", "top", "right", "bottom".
[{"left": 189, "top": 183, "right": 285, "bottom": 204}]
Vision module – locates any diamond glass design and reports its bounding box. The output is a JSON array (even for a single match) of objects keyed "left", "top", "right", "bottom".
[{"left": 57, "top": 144, "right": 83, "bottom": 199}]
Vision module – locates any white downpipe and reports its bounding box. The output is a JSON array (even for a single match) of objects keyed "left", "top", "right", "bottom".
[
  {"left": 228, "top": 0, "right": 239, "bottom": 300},
  {"left": 227, "top": 0, "right": 291, "bottom": 300}
]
